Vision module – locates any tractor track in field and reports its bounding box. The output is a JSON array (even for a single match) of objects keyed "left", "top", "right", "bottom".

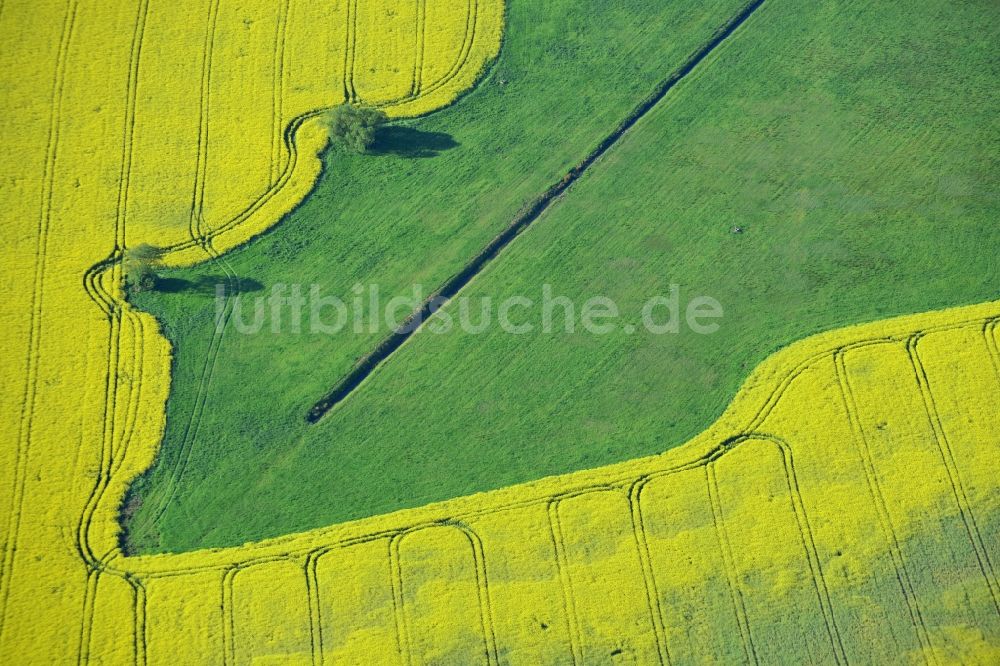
[
  {"left": 767, "top": 436, "right": 848, "bottom": 664},
  {"left": 392, "top": 523, "right": 501, "bottom": 665},
  {"left": 270, "top": 0, "right": 290, "bottom": 187},
  {"left": 985, "top": 319, "right": 1000, "bottom": 388},
  {"left": 834, "top": 346, "right": 937, "bottom": 665},
  {"left": 76, "top": 2, "right": 154, "bottom": 661},
  {"left": 396, "top": 0, "right": 479, "bottom": 105},
  {"left": 221, "top": 566, "right": 237, "bottom": 665},
  {"left": 0, "top": 0, "right": 79, "bottom": 641},
  {"left": 545, "top": 498, "right": 584, "bottom": 664},
  {"left": 303, "top": 547, "right": 329, "bottom": 664},
  {"left": 355, "top": 0, "right": 480, "bottom": 109},
  {"left": 411, "top": 0, "right": 427, "bottom": 97},
  {"left": 908, "top": 335, "right": 1000, "bottom": 615},
  {"left": 627, "top": 480, "right": 673, "bottom": 664},
  {"left": 343, "top": 0, "right": 359, "bottom": 103},
  {"left": 388, "top": 524, "right": 499, "bottom": 665},
  {"left": 307, "top": 0, "right": 769, "bottom": 422},
  {"left": 706, "top": 462, "right": 759, "bottom": 665},
  {"left": 715, "top": 437, "right": 847, "bottom": 664}
]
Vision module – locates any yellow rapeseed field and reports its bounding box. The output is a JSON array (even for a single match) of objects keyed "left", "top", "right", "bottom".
[{"left": 2, "top": 0, "right": 998, "bottom": 664}]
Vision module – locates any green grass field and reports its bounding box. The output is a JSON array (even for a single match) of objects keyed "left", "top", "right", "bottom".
[{"left": 126, "top": 0, "right": 1000, "bottom": 553}]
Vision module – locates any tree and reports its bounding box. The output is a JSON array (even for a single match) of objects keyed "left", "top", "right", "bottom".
[
  {"left": 123, "top": 243, "right": 164, "bottom": 295},
  {"left": 325, "top": 103, "right": 388, "bottom": 153}
]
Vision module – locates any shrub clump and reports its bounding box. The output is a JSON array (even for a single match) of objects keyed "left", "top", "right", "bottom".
[
  {"left": 325, "top": 103, "right": 388, "bottom": 153},
  {"left": 123, "top": 243, "right": 164, "bottom": 295}
]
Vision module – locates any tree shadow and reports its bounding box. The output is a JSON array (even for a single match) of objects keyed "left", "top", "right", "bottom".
[
  {"left": 154, "top": 275, "right": 264, "bottom": 297},
  {"left": 370, "top": 126, "right": 459, "bottom": 158}
]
